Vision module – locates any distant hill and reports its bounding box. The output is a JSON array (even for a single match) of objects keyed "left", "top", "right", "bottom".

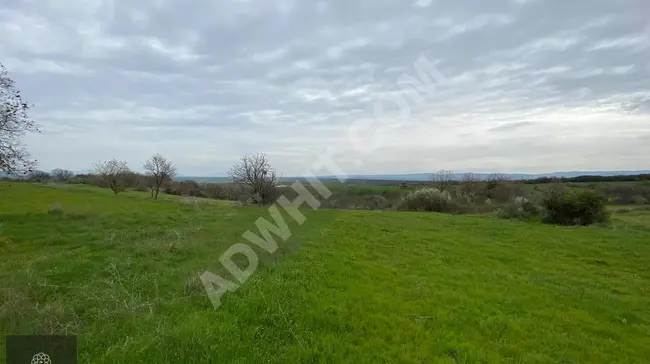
[
  {"left": 5, "top": 170, "right": 648, "bottom": 183},
  {"left": 177, "top": 171, "right": 650, "bottom": 183},
  {"left": 175, "top": 176, "right": 231, "bottom": 183},
  {"left": 316, "top": 171, "right": 650, "bottom": 182}
]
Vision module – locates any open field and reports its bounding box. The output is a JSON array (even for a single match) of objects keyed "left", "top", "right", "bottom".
[{"left": 1, "top": 182, "right": 650, "bottom": 363}]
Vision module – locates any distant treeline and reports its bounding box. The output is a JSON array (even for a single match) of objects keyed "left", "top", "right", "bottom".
[
  {"left": 332, "top": 174, "right": 650, "bottom": 186},
  {"left": 522, "top": 174, "right": 650, "bottom": 184}
]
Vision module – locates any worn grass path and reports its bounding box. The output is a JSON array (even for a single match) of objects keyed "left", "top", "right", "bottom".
[{"left": 1, "top": 182, "right": 649, "bottom": 363}]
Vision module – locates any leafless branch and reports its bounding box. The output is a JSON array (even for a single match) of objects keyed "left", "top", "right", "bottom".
[
  {"left": 1, "top": 62, "right": 39, "bottom": 175},
  {"left": 228, "top": 153, "right": 278, "bottom": 205},
  {"left": 143, "top": 154, "right": 177, "bottom": 199},
  {"left": 429, "top": 169, "right": 455, "bottom": 191},
  {"left": 51, "top": 168, "right": 75, "bottom": 182},
  {"left": 93, "top": 159, "right": 130, "bottom": 195}
]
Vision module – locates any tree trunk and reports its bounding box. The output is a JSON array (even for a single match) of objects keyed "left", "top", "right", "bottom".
[
  {"left": 110, "top": 180, "right": 118, "bottom": 195},
  {"left": 154, "top": 181, "right": 161, "bottom": 200}
]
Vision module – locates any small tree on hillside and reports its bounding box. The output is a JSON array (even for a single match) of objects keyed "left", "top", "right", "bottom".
[
  {"left": 430, "top": 169, "right": 455, "bottom": 192},
  {"left": 93, "top": 159, "right": 129, "bottom": 195},
  {"left": 486, "top": 173, "right": 509, "bottom": 188},
  {"left": 1, "top": 62, "right": 39, "bottom": 175},
  {"left": 143, "top": 153, "right": 177, "bottom": 199},
  {"left": 459, "top": 172, "right": 480, "bottom": 202},
  {"left": 485, "top": 173, "right": 511, "bottom": 200},
  {"left": 51, "top": 168, "right": 75, "bottom": 182},
  {"left": 229, "top": 153, "right": 278, "bottom": 205},
  {"left": 117, "top": 171, "right": 144, "bottom": 190}
]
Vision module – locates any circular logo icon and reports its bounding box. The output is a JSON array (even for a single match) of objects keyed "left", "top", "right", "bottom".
[{"left": 31, "top": 352, "right": 52, "bottom": 364}]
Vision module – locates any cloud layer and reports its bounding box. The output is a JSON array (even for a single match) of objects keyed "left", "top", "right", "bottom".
[{"left": 1, "top": 0, "right": 648, "bottom": 175}]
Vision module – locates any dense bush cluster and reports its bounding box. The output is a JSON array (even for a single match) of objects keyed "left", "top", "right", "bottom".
[
  {"left": 396, "top": 181, "right": 609, "bottom": 227},
  {"left": 524, "top": 174, "right": 650, "bottom": 184},
  {"left": 541, "top": 188, "right": 608, "bottom": 226},
  {"left": 164, "top": 181, "right": 250, "bottom": 202},
  {"left": 398, "top": 175, "right": 534, "bottom": 215},
  {"left": 74, "top": 174, "right": 252, "bottom": 203},
  {"left": 81, "top": 171, "right": 149, "bottom": 192},
  {"left": 497, "top": 196, "right": 539, "bottom": 220},
  {"left": 399, "top": 188, "right": 455, "bottom": 212},
  {"left": 594, "top": 183, "right": 650, "bottom": 205}
]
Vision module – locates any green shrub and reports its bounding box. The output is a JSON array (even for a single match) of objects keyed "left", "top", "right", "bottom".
[
  {"left": 497, "top": 197, "right": 539, "bottom": 219},
  {"left": 399, "top": 188, "right": 455, "bottom": 212},
  {"left": 541, "top": 188, "right": 608, "bottom": 226},
  {"left": 598, "top": 183, "right": 650, "bottom": 205}
]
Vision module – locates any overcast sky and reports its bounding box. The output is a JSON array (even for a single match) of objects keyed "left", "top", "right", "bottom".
[{"left": 1, "top": 0, "right": 648, "bottom": 176}]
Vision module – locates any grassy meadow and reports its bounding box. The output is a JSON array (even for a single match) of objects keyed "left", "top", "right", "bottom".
[{"left": 1, "top": 182, "right": 649, "bottom": 363}]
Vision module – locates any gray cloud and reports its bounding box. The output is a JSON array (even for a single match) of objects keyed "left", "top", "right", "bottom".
[
  {"left": 489, "top": 121, "right": 535, "bottom": 133},
  {"left": 2, "top": 0, "right": 649, "bottom": 175}
]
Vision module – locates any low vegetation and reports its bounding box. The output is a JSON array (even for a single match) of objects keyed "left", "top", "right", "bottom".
[
  {"left": 12, "top": 165, "right": 647, "bottom": 228},
  {"left": 398, "top": 187, "right": 455, "bottom": 212},
  {"left": 1, "top": 182, "right": 649, "bottom": 363},
  {"left": 496, "top": 196, "right": 539, "bottom": 220},
  {"left": 541, "top": 187, "right": 609, "bottom": 226}
]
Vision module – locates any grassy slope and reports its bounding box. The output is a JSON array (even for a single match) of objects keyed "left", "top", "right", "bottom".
[{"left": 1, "top": 182, "right": 649, "bottom": 363}]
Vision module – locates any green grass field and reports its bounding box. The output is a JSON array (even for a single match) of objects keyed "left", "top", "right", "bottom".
[{"left": 1, "top": 182, "right": 649, "bottom": 363}]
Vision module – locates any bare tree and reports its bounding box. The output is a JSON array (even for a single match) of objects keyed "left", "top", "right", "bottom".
[
  {"left": 51, "top": 168, "right": 75, "bottom": 182},
  {"left": 486, "top": 173, "right": 509, "bottom": 189},
  {"left": 143, "top": 154, "right": 177, "bottom": 199},
  {"left": 1, "top": 62, "right": 39, "bottom": 175},
  {"left": 228, "top": 153, "right": 278, "bottom": 205},
  {"left": 487, "top": 173, "right": 509, "bottom": 182},
  {"left": 27, "top": 170, "right": 50, "bottom": 183},
  {"left": 459, "top": 172, "right": 480, "bottom": 201},
  {"left": 93, "top": 159, "right": 130, "bottom": 195},
  {"left": 430, "top": 169, "right": 455, "bottom": 191},
  {"left": 486, "top": 173, "right": 513, "bottom": 200}
]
